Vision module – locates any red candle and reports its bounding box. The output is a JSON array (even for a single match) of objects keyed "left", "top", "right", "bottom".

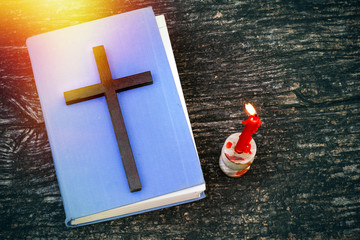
[{"left": 235, "top": 103, "right": 261, "bottom": 154}]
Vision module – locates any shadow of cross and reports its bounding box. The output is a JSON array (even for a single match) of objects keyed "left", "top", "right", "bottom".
[{"left": 64, "top": 45, "right": 153, "bottom": 192}]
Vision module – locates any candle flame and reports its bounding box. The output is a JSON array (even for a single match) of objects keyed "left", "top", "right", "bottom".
[{"left": 245, "top": 103, "right": 256, "bottom": 115}]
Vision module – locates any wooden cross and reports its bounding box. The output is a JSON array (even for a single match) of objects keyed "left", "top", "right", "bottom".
[{"left": 64, "top": 45, "right": 153, "bottom": 192}]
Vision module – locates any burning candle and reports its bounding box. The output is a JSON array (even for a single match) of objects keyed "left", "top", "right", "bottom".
[
  {"left": 234, "top": 103, "right": 261, "bottom": 154},
  {"left": 219, "top": 103, "right": 262, "bottom": 177}
]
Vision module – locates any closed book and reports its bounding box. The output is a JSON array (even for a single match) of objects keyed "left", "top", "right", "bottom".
[{"left": 26, "top": 7, "right": 205, "bottom": 227}]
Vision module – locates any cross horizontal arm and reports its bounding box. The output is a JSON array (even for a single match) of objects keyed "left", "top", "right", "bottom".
[
  {"left": 112, "top": 71, "right": 153, "bottom": 92},
  {"left": 64, "top": 83, "right": 105, "bottom": 105}
]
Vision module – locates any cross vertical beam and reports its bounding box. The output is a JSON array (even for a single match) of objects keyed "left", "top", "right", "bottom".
[{"left": 64, "top": 45, "right": 153, "bottom": 192}]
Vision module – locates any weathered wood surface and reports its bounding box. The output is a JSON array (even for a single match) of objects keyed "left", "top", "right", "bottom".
[{"left": 1, "top": 0, "right": 359, "bottom": 239}]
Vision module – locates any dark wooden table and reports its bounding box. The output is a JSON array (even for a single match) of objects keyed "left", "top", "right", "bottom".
[{"left": 1, "top": 1, "right": 359, "bottom": 239}]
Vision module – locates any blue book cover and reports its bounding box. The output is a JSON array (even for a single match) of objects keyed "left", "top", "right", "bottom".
[{"left": 26, "top": 7, "right": 205, "bottom": 227}]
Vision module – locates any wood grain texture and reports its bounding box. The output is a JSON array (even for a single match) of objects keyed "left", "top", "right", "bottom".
[{"left": 1, "top": 0, "right": 359, "bottom": 239}]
